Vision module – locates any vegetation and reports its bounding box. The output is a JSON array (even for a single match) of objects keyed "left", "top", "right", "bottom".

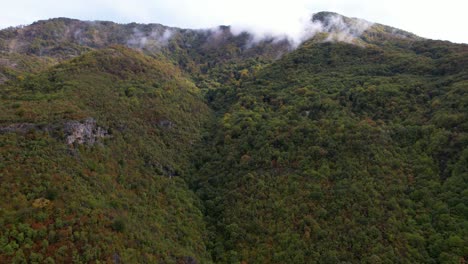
[
  {"left": 0, "top": 46, "right": 212, "bottom": 263},
  {"left": 192, "top": 39, "right": 467, "bottom": 263},
  {"left": 0, "top": 12, "right": 467, "bottom": 263}
]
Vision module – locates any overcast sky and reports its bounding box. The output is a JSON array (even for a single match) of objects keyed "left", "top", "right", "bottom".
[{"left": 1, "top": 0, "right": 467, "bottom": 43}]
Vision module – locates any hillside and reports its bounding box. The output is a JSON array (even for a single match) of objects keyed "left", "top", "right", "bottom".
[
  {"left": 0, "top": 46, "right": 213, "bottom": 263},
  {"left": 193, "top": 38, "right": 468, "bottom": 263},
  {"left": 0, "top": 12, "right": 467, "bottom": 264}
]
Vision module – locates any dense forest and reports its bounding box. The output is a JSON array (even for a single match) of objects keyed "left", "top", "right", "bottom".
[{"left": 0, "top": 12, "right": 466, "bottom": 263}]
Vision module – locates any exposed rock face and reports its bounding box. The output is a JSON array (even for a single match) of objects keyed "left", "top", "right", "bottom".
[
  {"left": 0, "top": 118, "right": 109, "bottom": 145},
  {"left": 157, "top": 119, "right": 174, "bottom": 128},
  {"left": 64, "top": 117, "right": 109, "bottom": 145},
  {"left": 0, "top": 123, "right": 38, "bottom": 133}
]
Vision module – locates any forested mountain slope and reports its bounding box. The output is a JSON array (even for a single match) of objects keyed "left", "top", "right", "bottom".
[
  {"left": 193, "top": 37, "right": 468, "bottom": 263},
  {"left": 0, "top": 12, "right": 467, "bottom": 264},
  {"left": 0, "top": 46, "right": 213, "bottom": 263}
]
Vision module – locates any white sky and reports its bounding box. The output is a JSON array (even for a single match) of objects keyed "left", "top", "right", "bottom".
[{"left": 0, "top": 0, "right": 467, "bottom": 44}]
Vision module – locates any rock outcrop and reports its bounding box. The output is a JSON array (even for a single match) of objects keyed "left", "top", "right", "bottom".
[
  {"left": 157, "top": 119, "right": 174, "bottom": 129},
  {"left": 64, "top": 118, "right": 109, "bottom": 145},
  {"left": 0, "top": 123, "right": 39, "bottom": 134},
  {"left": 0, "top": 118, "right": 109, "bottom": 145}
]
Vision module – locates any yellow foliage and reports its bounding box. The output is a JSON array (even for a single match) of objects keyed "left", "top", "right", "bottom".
[{"left": 32, "top": 198, "right": 51, "bottom": 208}]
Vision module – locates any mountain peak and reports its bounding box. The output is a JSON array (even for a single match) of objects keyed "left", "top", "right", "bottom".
[
  {"left": 312, "top": 11, "right": 342, "bottom": 21},
  {"left": 307, "top": 11, "right": 421, "bottom": 45}
]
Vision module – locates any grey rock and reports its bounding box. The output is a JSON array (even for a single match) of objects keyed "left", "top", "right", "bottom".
[
  {"left": 0, "top": 123, "right": 39, "bottom": 133},
  {"left": 0, "top": 118, "right": 109, "bottom": 145},
  {"left": 157, "top": 119, "right": 174, "bottom": 128},
  {"left": 64, "top": 117, "right": 109, "bottom": 145}
]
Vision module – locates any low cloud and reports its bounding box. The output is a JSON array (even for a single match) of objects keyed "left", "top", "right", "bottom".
[
  {"left": 229, "top": 13, "right": 373, "bottom": 48},
  {"left": 126, "top": 27, "right": 175, "bottom": 49},
  {"left": 319, "top": 14, "right": 373, "bottom": 44}
]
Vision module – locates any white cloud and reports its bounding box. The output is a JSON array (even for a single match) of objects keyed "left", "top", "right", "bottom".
[{"left": 0, "top": 0, "right": 467, "bottom": 44}]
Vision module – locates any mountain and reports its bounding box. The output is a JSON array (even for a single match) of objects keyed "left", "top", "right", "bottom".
[
  {"left": 0, "top": 46, "right": 214, "bottom": 263},
  {"left": 0, "top": 17, "right": 291, "bottom": 90},
  {"left": 194, "top": 34, "right": 468, "bottom": 263},
  {"left": 0, "top": 12, "right": 467, "bottom": 263}
]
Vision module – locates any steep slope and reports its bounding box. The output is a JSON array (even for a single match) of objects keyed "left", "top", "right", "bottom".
[
  {"left": 192, "top": 36, "right": 468, "bottom": 263},
  {"left": 0, "top": 11, "right": 467, "bottom": 264},
  {"left": 0, "top": 46, "right": 213, "bottom": 263}
]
